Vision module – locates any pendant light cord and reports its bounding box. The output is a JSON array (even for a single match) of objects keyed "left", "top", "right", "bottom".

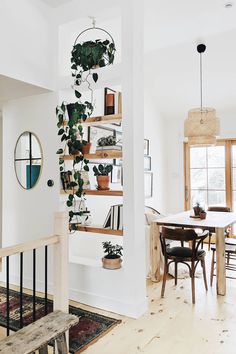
[{"left": 200, "top": 52, "right": 203, "bottom": 123}]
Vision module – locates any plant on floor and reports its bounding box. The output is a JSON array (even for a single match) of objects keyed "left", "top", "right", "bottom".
[
  {"left": 93, "top": 164, "right": 113, "bottom": 190},
  {"left": 102, "top": 241, "right": 123, "bottom": 269}
]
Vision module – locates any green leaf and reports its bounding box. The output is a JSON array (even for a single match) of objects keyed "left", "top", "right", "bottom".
[
  {"left": 92, "top": 73, "right": 98, "bottom": 83},
  {"left": 58, "top": 128, "right": 64, "bottom": 136},
  {"left": 75, "top": 90, "right": 81, "bottom": 99},
  {"left": 84, "top": 165, "right": 89, "bottom": 172},
  {"left": 67, "top": 201, "right": 73, "bottom": 207},
  {"left": 56, "top": 148, "right": 63, "bottom": 154}
]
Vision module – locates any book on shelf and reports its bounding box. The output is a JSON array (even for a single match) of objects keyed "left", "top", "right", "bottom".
[
  {"left": 96, "top": 145, "right": 122, "bottom": 151},
  {"left": 103, "top": 204, "right": 123, "bottom": 230}
]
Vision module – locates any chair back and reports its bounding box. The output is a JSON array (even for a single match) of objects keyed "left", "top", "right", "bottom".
[
  {"left": 208, "top": 206, "right": 230, "bottom": 212},
  {"left": 160, "top": 227, "right": 208, "bottom": 260}
]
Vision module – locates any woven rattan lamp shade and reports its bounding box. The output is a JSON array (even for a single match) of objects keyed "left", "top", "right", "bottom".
[{"left": 184, "top": 107, "right": 220, "bottom": 146}]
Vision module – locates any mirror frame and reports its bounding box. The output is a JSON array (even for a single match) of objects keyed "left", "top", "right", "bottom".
[{"left": 14, "top": 131, "right": 43, "bottom": 190}]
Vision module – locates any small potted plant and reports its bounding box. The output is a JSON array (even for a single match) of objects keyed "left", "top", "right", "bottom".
[
  {"left": 96, "top": 135, "right": 121, "bottom": 151},
  {"left": 93, "top": 164, "right": 113, "bottom": 190},
  {"left": 193, "top": 202, "right": 203, "bottom": 216},
  {"left": 82, "top": 140, "right": 92, "bottom": 155},
  {"left": 102, "top": 241, "right": 123, "bottom": 270},
  {"left": 199, "top": 209, "right": 207, "bottom": 220}
]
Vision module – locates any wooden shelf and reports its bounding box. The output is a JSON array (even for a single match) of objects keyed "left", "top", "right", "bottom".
[
  {"left": 62, "top": 150, "right": 122, "bottom": 160},
  {"left": 70, "top": 224, "right": 123, "bottom": 236},
  {"left": 61, "top": 189, "right": 123, "bottom": 196},
  {"left": 64, "top": 113, "right": 122, "bottom": 126}
]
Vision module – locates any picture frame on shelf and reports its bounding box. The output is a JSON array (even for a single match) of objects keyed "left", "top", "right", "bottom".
[
  {"left": 144, "top": 172, "right": 153, "bottom": 198},
  {"left": 111, "top": 165, "right": 123, "bottom": 185},
  {"left": 144, "top": 156, "right": 151, "bottom": 171},
  {"left": 104, "top": 87, "right": 122, "bottom": 126},
  {"left": 144, "top": 139, "right": 149, "bottom": 156}
]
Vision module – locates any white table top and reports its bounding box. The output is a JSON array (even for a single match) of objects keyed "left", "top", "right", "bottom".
[{"left": 154, "top": 211, "right": 236, "bottom": 229}]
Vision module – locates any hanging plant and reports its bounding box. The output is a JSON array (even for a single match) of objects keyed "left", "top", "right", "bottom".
[
  {"left": 71, "top": 23, "right": 116, "bottom": 105},
  {"left": 56, "top": 20, "right": 116, "bottom": 227},
  {"left": 56, "top": 101, "right": 90, "bottom": 223}
]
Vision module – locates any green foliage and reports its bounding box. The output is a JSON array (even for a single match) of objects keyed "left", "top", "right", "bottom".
[
  {"left": 93, "top": 164, "right": 113, "bottom": 176},
  {"left": 71, "top": 39, "right": 115, "bottom": 73},
  {"left": 102, "top": 241, "right": 123, "bottom": 259}
]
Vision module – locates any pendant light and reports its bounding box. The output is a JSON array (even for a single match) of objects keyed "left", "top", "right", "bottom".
[{"left": 184, "top": 44, "right": 220, "bottom": 146}]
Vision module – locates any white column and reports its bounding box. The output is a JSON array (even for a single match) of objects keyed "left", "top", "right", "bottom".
[{"left": 122, "top": 0, "right": 147, "bottom": 314}]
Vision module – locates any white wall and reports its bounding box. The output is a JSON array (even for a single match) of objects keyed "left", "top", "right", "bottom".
[
  {"left": 0, "top": 0, "right": 57, "bottom": 89},
  {"left": 1, "top": 92, "right": 59, "bottom": 287},
  {"left": 144, "top": 91, "right": 167, "bottom": 214}
]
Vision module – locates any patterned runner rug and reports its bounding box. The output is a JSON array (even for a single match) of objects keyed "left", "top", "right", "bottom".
[{"left": 0, "top": 286, "right": 121, "bottom": 353}]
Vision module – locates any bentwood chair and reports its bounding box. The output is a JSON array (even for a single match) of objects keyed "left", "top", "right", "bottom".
[
  {"left": 208, "top": 207, "right": 236, "bottom": 284},
  {"left": 160, "top": 227, "right": 209, "bottom": 304},
  {"left": 206, "top": 206, "right": 231, "bottom": 250}
]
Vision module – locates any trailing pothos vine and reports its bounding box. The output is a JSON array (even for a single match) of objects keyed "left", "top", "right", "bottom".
[{"left": 56, "top": 27, "right": 116, "bottom": 227}]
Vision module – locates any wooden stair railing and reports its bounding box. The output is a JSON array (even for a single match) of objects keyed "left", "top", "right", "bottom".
[{"left": 0, "top": 212, "right": 69, "bottom": 338}]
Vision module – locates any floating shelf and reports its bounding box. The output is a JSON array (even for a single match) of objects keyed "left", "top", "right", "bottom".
[
  {"left": 63, "top": 113, "right": 122, "bottom": 126},
  {"left": 62, "top": 150, "right": 122, "bottom": 160},
  {"left": 61, "top": 189, "right": 123, "bottom": 196},
  {"left": 70, "top": 224, "right": 123, "bottom": 236}
]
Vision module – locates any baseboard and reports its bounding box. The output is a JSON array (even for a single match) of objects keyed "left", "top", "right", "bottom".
[
  {"left": 69, "top": 287, "right": 148, "bottom": 318},
  {"left": 2, "top": 274, "right": 148, "bottom": 319}
]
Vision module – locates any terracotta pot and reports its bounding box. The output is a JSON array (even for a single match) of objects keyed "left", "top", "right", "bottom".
[
  {"left": 82, "top": 142, "right": 91, "bottom": 155},
  {"left": 97, "top": 175, "right": 110, "bottom": 190},
  {"left": 102, "top": 257, "right": 122, "bottom": 270},
  {"left": 200, "top": 211, "right": 207, "bottom": 220}
]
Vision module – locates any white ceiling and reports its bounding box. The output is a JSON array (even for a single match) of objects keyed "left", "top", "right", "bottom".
[
  {"left": 41, "top": 0, "right": 72, "bottom": 8},
  {"left": 0, "top": 75, "right": 49, "bottom": 108}
]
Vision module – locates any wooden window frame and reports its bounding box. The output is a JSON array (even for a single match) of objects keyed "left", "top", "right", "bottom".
[{"left": 184, "top": 139, "right": 236, "bottom": 211}]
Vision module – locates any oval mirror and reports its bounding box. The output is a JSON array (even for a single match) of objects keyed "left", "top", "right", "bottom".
[{"left": 14, "top": 132, "right": 43, "bottom": 189}]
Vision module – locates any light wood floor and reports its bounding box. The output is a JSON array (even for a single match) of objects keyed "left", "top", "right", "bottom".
[{"left": 1, "top": 250, "right": 236, "bottom": 354}]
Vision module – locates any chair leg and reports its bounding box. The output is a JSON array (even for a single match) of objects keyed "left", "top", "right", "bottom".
[
  {"left": 161, "top": 263, "right": 168, "bottom": 298},
  {"left": 174, "top": 262, "right": 178, "bottom": 285},
  {"left": 191, "top": 262, "right": 195, "bottom": 304},
  {"left": 201, "top": 259, "right": 208, "bottom": 291},
  {"left": 208, "top": 234, "right": 212, "bottom": 251},
  {"left": 210, "top": 250, "right": 215, "bottom": 287}
]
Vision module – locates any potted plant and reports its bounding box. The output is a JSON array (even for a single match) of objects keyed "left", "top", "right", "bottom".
[
  {"left": 82, "top": 140, "right": 92, "bottom": 155},
  {"left": 193, "top": 202, "right": 203, "bottom": 216},
  {"left": 102, "top": 241, "right": 123, "bottom": 270},
  {"left": 96, "top": 135, "right": 121, "bottom": 151},
  {"left": 93, "top": 164, "right": 113, "bottom": 190},
  {"left": 199, "top": 209, "right": 207, "bottom": 220}
]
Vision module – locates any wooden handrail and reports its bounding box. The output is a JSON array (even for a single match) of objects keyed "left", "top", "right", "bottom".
[{"left": 0, "top": 235, "right": 59, "bottom": 259}]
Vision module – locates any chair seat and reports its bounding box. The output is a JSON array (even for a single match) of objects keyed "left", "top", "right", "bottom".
[
  {"left": 166, "top": 246, "right": 205, "bottom": 259},
  {"left": 211, "top": 244, "right": 236, "bottom": 253},
  {"left": 225, "top": 238, "right": 236, "bottom": 246}
]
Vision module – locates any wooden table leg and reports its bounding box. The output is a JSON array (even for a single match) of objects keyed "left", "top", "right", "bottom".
[
  {"left": 215, "top": 227, "right": 226, "bottom": 296},
  {"left": 150, "top": 222, "right": 162, "bottom": 282}
]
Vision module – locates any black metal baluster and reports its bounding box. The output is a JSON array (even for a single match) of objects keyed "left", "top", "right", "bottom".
[
  {"left": 44, "top": 245, "right": 48, "bottom": 315},
  {"left": 6, "top": 256, "right": 10, "bottom": 336},
  {"left": 33, "top": 249, "right": 36, "bottom": 322},
  {"left": 20, "top": 252, "right": 23, "bottom": 328}
]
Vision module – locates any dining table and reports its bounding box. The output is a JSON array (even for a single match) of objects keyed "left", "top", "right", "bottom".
[{"left": 150, "top": 210, "right": 236, "bottom": 295}]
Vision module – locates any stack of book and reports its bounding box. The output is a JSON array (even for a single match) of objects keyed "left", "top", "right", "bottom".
[
  {"left": 103, "top": 204, "right": 123, "bottom": 230},
  {"left": 96, "top": 145, "right": 122, "bottom": 151}
]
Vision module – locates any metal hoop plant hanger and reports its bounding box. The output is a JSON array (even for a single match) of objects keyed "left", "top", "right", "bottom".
[
  {"left": 71, "top": 17, "right": 116, "bottom": 107},
  {"left": 73, "top": 17, "right": 115, "bottom": 49}
]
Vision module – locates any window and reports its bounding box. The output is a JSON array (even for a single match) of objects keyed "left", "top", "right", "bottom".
[{"left": 184, "top": 140, "right": 236, "bottom": 216}]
